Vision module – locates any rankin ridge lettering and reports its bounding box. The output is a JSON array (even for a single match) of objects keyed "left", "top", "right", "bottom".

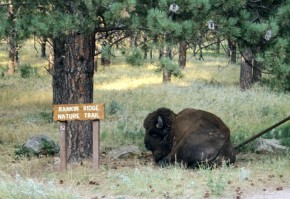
[{"left": 53, "top": 104, "right": 105, "bottom": 121}]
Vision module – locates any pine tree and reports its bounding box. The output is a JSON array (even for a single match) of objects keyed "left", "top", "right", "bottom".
[
  {"left": 0, "top": 0, "right": 18, "bottom": 75},
  {"left": 143, "top": 0, "right": 211, "bottom": 83},
  {"left": 210, "top": 0, "right": 287, "bottom": 90},
  {"left": 0, "top": 0, "right": 136, "bottom": 162},
  {"left": 258, "top": 0, "right": 290, "bottom": 90},
  {"left": 49, "top": 0, "right": 135, "bottom": 162}
]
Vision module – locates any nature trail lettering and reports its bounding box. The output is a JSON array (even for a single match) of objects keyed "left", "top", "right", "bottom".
[{"left": 53, "top": 104, "right": 104, "bottom": 121}]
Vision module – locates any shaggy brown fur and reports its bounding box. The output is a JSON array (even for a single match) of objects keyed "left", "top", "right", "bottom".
[{"left": 143, "top": 107, "right": 236, "bottom": 167}]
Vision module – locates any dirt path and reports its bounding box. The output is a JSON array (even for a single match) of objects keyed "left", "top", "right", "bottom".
[{"left": 243, "top": 188, "right": 290, "bottom": 199}]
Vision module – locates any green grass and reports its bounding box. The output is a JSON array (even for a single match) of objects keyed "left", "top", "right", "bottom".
[{"left": 0, "top": 40, "right": 290, "bottom": 198}]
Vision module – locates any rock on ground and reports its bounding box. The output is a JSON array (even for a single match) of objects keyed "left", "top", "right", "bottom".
[
  {"left": 255, "top": 138, "right": 288, "bottom": 154},
  {"left": 23, "top": 134, "right": 59, "bottom": 155},
  {"left": 108, "top": 145, "right": 140, "bottom": 159}
]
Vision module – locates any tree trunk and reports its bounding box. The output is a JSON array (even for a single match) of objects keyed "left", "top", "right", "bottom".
[
  {"left": 240, "top": 49, "right": 253, "bottom": 90},
  {"left": 159, "top": 49, "right": 162, "bottom": 60},
  {"left": 253, "top": 59, "right": 262, "bottom": 83},
  {"left": 7, "top": 0, "right": 16, "bottom": 75},
  {"left": 48, "top": 42, "right": 54, "bottom": 72},
  {"left": 228, "top": 40, "right": 237, "bottom": 64},
  {"left": 101, "top": 41, "right": 110, "bottom": 66},
  {"left": 198, "top": 43, "right": 204, "bottom": 60},
  {"left": 144, "top": 51, "right": 147, "bottom": 59},
  {"left": 226, "top": 40, "right": 231, "bottom": 58},
  {"left": 163, "top": 68, "right": 171, "bottom": 83},
  {"left": 41, "top": 37, "right": 47, "bottom": 58},
  {"left": 215, "top": 36, "right": 220, "bottom": 54},
  {"left": 52, "top": 32, "right": 95, "bottom": 162},
  {"left": 162, "top": 47, "right": 172, "bottom": 83},
  {"left": 8, "top": 37, "right": 16, "bottom": 75},
  {"left": 179, "top": 40, "right": 187, "bottom": 69},
  {"left": 192, "top": 43, "right": 197, "bottom": 56},
  {"left": 143, "top": 36, "right": 148, "bottom": 60}
]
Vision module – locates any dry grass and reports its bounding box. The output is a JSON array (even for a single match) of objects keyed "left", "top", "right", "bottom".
[{"left": 0, "top": 40, "right": 290, "bottom": 198}]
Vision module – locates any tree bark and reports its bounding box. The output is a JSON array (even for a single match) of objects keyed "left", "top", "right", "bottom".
[
  {"left": 52, "top": 32, "right": 95, "bottom": 162},
  {"left": 163, "top": 68, "right": 171, "bottom": 83},
  {"left": 253, "top": 60, "right": 262, "bottom": 83},
  {"left": 192, "top": 43, "right": 197, "bottom": 56},
  {"left": 179, "top": 40, "right": 187, "bottom": 69},
  {"left": 198, "top": 43, "right": 204, "bottom": 61},
  {"left": 215, "top": 36, "right": 220, "bottom": 54},
  {"left": 162, "top": 47, "right": 172, "bottom": 83},
  {"left": 48, "top": 42, "right": 54, "bottom": 72},
  {"left": 41, "top": 37, "right": 47, "bottom": 58},
  {"left": 7, "top": 0, "right": 16, "bottom": 75},
  {"left": 143, "top": 36, "right": 148, "bottom": 59},
  {"left": 240, "top": 49, "right": 253, "bottom": 90},
  {"left": 228, "top": 40, "right": 237, "bottom": 64},
  {"left": 101, "top": 41, "right": 110, "bottom": 66}
]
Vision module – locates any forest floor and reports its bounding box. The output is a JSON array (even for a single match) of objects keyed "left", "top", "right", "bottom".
[
  {"left": 62, "top": 151, "right": 290, "bottom": 199},
  {"left": 104, "top": 152, "right": 290, "bottom": 199},
  {"left": 1, "top": 143, "right": 290, "bottom": 198}
]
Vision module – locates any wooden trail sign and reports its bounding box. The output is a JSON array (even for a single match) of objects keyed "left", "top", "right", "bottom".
[
  {"left": 53, "top": 103, "right": 105, "bottom": 121},
  {"left": 53, "top": 103, "right": 105, "bottom": 171}
]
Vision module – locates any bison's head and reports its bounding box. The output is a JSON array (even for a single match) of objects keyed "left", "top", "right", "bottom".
[{"left": 143, "top": 108, "right": 176, "bottom": 162}]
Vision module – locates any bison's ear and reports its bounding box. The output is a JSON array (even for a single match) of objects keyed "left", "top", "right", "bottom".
[{"left": 156, "top": 116, "right": 163, "bottom": 129}]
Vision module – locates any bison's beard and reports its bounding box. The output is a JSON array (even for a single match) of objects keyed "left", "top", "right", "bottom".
[{"left": 151, "top": 135, "right": 174, "bottom": 163}]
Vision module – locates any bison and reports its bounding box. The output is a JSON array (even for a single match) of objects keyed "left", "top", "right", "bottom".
[{"left": 143, "top": 107, "right": 236, "bottom": 167}]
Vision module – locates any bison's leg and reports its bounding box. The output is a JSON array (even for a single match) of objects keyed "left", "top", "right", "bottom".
[
  {"left": 212, "top": 140, "right": 236, "bottom": 166},
  {"left": 158, "top": 153, "right": 190, "bottom": 168}
]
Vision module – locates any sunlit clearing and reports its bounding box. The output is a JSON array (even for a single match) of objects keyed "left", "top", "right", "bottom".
[{"left": 95, "top": 75, "right": 162, "bottom": 90}]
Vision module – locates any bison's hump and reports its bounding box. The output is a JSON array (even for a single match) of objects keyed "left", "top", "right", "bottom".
[{"left": 173, "top": 108, "right": 230, "bottom": 136}]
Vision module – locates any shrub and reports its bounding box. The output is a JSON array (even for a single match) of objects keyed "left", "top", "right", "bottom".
[
  {"left": 126, "top": 47, "right": 144, "bottom": 67},
  {"left": 0, "top": 65, "right": 8, "bottom": 78},
  {"left": 39, "top": 111, "right": 53, "bottom": 123},
  {"left": 20, "top": 64, "right": 38, "bottom": 78},
  {"left": 106, "top": 100, "right": 123, "bottom": 115},
  {"left": 157, "top": 57, "right": 184, "bottom": 78}
]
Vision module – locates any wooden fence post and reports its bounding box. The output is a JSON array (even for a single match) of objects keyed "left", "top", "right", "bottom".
[
  {"left": 93, "top": 120, "right": 100, "bottom": 169},
  {"left": 59, "top": 121, "right": 67, "bottom": 171}
]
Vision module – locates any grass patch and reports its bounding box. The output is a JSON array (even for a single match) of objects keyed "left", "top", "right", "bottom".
[{"left": 0, "top": 172, "right": 77, "bottom": 199}]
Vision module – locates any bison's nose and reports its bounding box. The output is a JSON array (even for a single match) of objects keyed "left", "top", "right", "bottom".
[{"left": 145, "top": 142, "right": 153, "bottom": 151}]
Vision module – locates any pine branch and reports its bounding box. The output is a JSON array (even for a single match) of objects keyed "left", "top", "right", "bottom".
[{"left": 94, "top": 26, "right": 128, "bottom": 33}]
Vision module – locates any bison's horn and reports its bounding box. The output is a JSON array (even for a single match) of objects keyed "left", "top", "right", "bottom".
[{"left": 156, "top": 116, "right": 163, "bottom": 129}]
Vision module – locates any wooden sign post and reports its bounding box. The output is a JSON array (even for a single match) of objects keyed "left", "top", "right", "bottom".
[{"left": 53, "top": 103, "right": 105, "bottom": 171}]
